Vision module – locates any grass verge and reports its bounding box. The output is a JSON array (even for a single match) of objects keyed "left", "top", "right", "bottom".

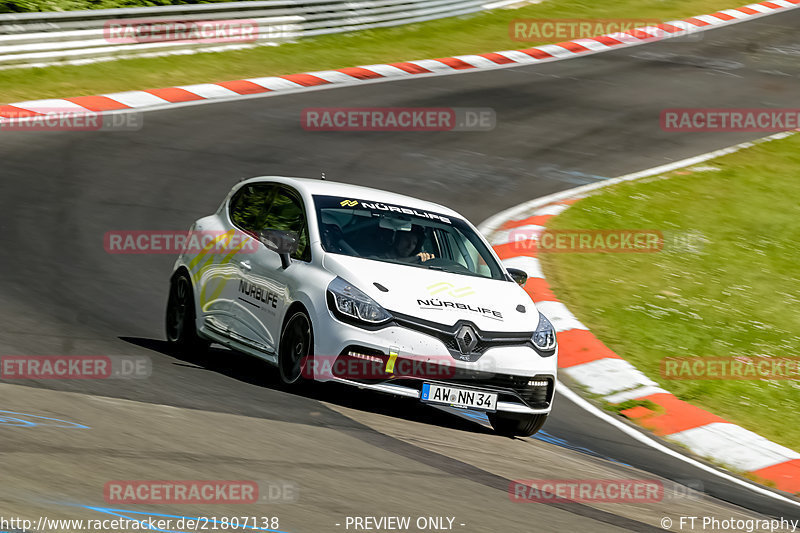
[
  {"left": 540, "top": 132, "right": 800, "bottom": 450},
  {"left": 3, "top": 0, "right": 748, "bottom": 103}
]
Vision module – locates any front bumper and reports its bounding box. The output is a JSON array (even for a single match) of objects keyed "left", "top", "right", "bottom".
[
  {"left": 311, "top": 314, "right": 558, "bottom": 414},
  {"left": 333, "top": 374, "right": 555, "bottom": 415}
]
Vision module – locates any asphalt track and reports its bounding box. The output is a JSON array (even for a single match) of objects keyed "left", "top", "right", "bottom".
[{"left": 1, "top": 8, "right": 799, "bottom": 532}]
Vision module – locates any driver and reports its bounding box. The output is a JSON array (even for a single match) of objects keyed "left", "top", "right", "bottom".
[{"left": 388, "top": 226, "right": 435, "bottom": 263}]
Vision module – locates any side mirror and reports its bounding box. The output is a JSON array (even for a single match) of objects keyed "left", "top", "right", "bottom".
[
  {"left": 259, "top": 229, "right": 299, "bottom": 269},
  {"left": 507, "top": 267, "right": 528, "bottom": 287}
]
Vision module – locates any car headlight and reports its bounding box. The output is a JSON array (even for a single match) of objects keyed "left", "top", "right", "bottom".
[
  {"left": 327, "top": 277, "right": 392, "bottom": 325},
  {"left": 532, "top": 312, "right": 557, "bottom": 354}
]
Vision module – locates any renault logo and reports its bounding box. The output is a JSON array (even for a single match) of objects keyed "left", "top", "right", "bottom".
[{"left": 455, "top": 325, "right": 479, "bottom": 355}]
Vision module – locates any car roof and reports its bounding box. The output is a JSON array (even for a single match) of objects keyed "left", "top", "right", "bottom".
[{"left": 238, "top": 176, "right": 463, "bottom": 218}]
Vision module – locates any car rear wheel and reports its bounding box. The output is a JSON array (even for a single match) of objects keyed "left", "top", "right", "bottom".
[
  {"left": 488, "top": 412, "right": 548, "bottom": 437},
  {"left": 279, "top": 311, "right": 313, "bottom": 385},
  {"left": 166, "top": 272, "right": 210, "bottom": 357}
]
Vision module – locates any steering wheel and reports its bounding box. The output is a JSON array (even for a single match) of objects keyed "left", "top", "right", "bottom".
[
  {"left": 417, "top": 257, "right": 469, "bottom": 271},
  {"left": 323, "top": 225, "right": 358, "bottom": 255}
]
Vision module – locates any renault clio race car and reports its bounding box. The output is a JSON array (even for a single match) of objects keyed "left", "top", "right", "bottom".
[{"left": 166, "top": 177, "right": 558, "bottom": 436}]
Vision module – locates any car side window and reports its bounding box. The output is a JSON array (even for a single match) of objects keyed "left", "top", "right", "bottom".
[
  {"left": 262, "top": 187, "right": 311, "bottom": 262},
  {"left": 229, "top": 184, "right": 276, "bottom": 233}
]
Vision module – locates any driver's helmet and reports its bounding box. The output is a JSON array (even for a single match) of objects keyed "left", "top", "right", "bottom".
[{"left": 402, "top": 224, "right": 426, "bottom": 255}]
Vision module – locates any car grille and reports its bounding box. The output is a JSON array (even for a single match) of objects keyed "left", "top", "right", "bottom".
[
  {"left": 441, "top": 336, "right": 514, "bottom": 357},
  {"left": 391, "top": 311, "right": 533, "bottom": 362}
]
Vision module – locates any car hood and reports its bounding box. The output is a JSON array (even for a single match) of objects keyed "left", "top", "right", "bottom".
[{"left": 322, "top": 254, "right": 539, "bottom": 332}]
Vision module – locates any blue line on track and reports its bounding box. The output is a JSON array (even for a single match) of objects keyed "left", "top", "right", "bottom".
[{"left": 0, "top": 410, "right": 89, "bottom": 429}]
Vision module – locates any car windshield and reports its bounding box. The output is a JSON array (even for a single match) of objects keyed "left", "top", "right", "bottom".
[{"left": 314, "top": 195, "right": 506, "bottom": 280}]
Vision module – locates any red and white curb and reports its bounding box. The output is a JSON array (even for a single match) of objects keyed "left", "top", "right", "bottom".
[
  {"left": 479, "top": 131, "right": 800, "bottom": 497},
  {"left": 1, "top": 0, "right": 799, "bottom": 116}
]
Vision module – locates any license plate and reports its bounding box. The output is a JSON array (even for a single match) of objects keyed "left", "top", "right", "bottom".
[{"left": 421, "top": 383, "right": 498, "bottom": 411}]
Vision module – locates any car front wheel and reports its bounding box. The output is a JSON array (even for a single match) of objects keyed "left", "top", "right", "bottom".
[{"left": 279, "top": 310, "right": 313, "bottom": 385}]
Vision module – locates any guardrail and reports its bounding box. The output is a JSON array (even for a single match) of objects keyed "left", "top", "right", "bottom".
[{"left": 0, "top": 0, "right": 521, "bottom": 68}]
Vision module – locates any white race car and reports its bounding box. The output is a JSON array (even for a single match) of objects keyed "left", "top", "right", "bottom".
[{"left": 166, "top": 177, "right": 557, "bottom": 436}]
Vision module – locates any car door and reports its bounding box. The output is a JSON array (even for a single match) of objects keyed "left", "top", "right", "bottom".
[
  {"left": 236, "top": 185, "right": 312, "bottom": 354},
  {"left": 191, "top": 186, "right": 268, "bottom": 334},
  {"left": 212, "top": 182, "right": 279, "bottom": 350}
]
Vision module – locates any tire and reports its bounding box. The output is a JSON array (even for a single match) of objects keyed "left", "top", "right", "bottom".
[
  {"left": 278, "top": 310, "right": 313, "bottom": 385},
  {"left": 488, "top": 412, "right": 548, "bottom": 437},
  {"left": 166, "top": 272, "right": 210, "bottom": 357}
]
